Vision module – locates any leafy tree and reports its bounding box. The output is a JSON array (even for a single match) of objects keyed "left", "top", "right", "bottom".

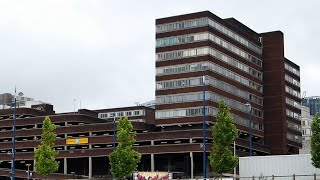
[
  {"left": 209, "top": 100, "right": 239, "bottom": 177},
  {"left": 311, "top": 113, "right": 320, "bottom": 168},
  {"left": 34, "top": 116, "right": 59, "bottom": 178},
  {"left": 109, "top": 117, "right": 141, "bottom": 179}
]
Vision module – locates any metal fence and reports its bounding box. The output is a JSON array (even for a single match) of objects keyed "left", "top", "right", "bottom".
[
  {"left": 202, "top": 174, "right": 320, "bottom": 180},
  {"left": 237, "top": 174, "right": 319, "bottom": 180}
]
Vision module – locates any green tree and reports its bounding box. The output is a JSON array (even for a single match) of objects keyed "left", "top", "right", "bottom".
[
  {"left": 209, "top": 100, "right": 239, "bottom": 177},
  {"left": 109, "top": 117, "right": 141, "bottom": 179},
  {"left": 311, "top": 113, "right": 320, "bottom": 168},
  {"left": 34, "top": 116, "right": 59, "bottom": 178}
]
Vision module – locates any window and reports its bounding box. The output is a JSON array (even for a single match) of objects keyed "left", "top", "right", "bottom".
[
  {"left": 285, "top": 86, "right": 301, "bottom": 98},
  {"left": 156, "top": 107, "right": 264, "bottom": 130},
  {"left": 156, "top": 76, "right": 263, "bottom": 104},
  {"left": 285, "top": 74, "right": 300, "bottom": 87},
  {"left": 286, "top": 109, "right": 301, "bottom": 120},
  {"left": 156, "top": 32, "right": 262, "bottom": 68},
  {"left": 156, "top": 91, "right": 263, "bottom": 117},
  {"left": 286, "top": 97, "right": 301, "bottom": 109},
  {"left": 98, "top": 110, "right": 145, "bottom": 119},
  {"left": 157, "top": 46, "right": 262, "bottom": 68},
  {"left": 285, "top": 63, "right": 300, "bottom": 76},
  {"left": 156, "top": 17, "right": 262, "bottom": 54}
]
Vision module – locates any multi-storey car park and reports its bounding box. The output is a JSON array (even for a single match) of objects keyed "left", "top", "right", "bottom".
[{"left": 0, "top": 11, "right": 301, "bottom": 179}]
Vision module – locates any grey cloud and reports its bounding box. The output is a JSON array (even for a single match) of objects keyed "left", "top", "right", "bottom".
[{"left": 0, "top": 0, "right": 319, "bottom": 112}]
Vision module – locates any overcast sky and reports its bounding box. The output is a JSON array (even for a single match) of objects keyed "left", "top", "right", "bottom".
[{"left": 0, "top": 0, "right": 319, "bottom": 113}]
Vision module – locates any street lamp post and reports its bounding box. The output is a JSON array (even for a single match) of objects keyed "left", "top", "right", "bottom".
[
  {"left": 12, "top": 92, "right": 17, "bottom": 180},
  {"left": 26, "top": 163, "right": 31, "bottom": 180},
  {"left": 11, "top": 89, "right": 23, "bottom": 180},
  {"left": 202, "top": 75, "right": 206, "bottom": 179},
  {"left": 113, "top": 115, "right": 116, "bottom": 150},
  {"left": 245, "top": 102, "right": 252, "bottom": 157},
  {"left": 112, "top": 115, "right": 117, "bottom": 180}
]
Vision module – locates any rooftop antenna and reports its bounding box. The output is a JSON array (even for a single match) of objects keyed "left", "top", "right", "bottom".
[
  {"left": 2, "top": 93, "right": 4, "bottom": 109},
  {"left": 135, "top": 102, "right": 140, "bottom": 106},
  {"left": 73, "top": 99, "right": 76, "bottom": 114},
  {"left": 80, "top": 99, "right": 82, "bottom": 110},
  {"left": 302, "top": 91, "right": 306, "bottom": 99}
]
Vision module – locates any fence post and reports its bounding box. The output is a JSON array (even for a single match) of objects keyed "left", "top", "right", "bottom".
[
  {"left": 314, "top": 173, "right": 316, "bottom": 180},
  {"left": 293, "top": 174, "right": 295, "bottom": 180},
  {"left": 272, "top": 175, "right": 274, "bottom": 180}
]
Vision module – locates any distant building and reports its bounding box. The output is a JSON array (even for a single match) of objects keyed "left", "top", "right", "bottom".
[
  {"left": 142, "top": 100, "right": 156, "bottom": 109},
  {"left": 301, "top": 106, "right": 312, "bottom": 140},
  {"left": 0, "top": 93, "right": 47, "bottom": 109},
  {"left": 302, "top": 96, "right": 320, "bottom": 116},
  {"left": 299, "top": 106, "right": 312, "bottom": 154}
]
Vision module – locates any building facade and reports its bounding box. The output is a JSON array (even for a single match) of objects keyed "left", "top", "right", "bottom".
[
  {"left": 0, "top": 11, "right": 302, "bottom": 179},
  {"left": 0, "top": 93, "right": 47, "bottom": 110},
  {"left": 302, "top": 96, "right": 320, "bottom": 116},
  {"left": 155, "top": 11, "right": 301, "bottom": 155},
  {"left": 299, "top": 106, "right": 312, "bottom": 154}
]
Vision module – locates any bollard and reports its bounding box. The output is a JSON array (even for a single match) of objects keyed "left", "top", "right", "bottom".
[
  {"left": 168, "top": 172, "right": 173, "bottom": 180},
  {"left": 293, "top": 174, "right": 295, "bottom": 180},
  {"left": 272, "top": 175, "right": 274, "bottom": 180},
  {"left": 314, "top": 173, "right": 316, "bottom": 180},
  {"left": 252, "top": 176, "right": 255, "bottom": 180}
]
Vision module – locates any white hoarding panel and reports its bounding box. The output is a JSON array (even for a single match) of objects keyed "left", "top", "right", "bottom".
[{"left": 240, "top": 154, "right": 320, "bottom": 180}]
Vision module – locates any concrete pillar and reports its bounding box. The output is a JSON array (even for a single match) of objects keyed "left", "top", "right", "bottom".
[
  {"left": 89, "top": 132, "right": 92, "bottom": 149},
  {"left": 89, "top": 157, "right": 92, "bottom": 179},
  {"left": 190, "top": 152, "right": 194, "bottom": 179},
  {"left": 151, "top": 140, "right": 155, "bottom": 171},
  {"left": 64, "top": 133, "right": 68, "bottom": 150},
  {"left": 64, "top": 158, "right": 67, "bottom": 174},
  {"left": 33, "top": 153, "right": 36, "bottom": 171},
  {"left": 34, "top": 124, "right": 38, "bottom": 145},
  {"left": 151, "top": 154, "right": 155, "bottom": 172}
]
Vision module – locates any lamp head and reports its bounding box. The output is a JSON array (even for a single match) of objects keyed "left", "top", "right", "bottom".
[{"left": 245, "top": 102, "right": 252, "bottom": 111}]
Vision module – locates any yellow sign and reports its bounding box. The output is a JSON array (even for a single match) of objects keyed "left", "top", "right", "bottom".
[{"left": 66, "top": 138, "right": 88, "bottom": 145}]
